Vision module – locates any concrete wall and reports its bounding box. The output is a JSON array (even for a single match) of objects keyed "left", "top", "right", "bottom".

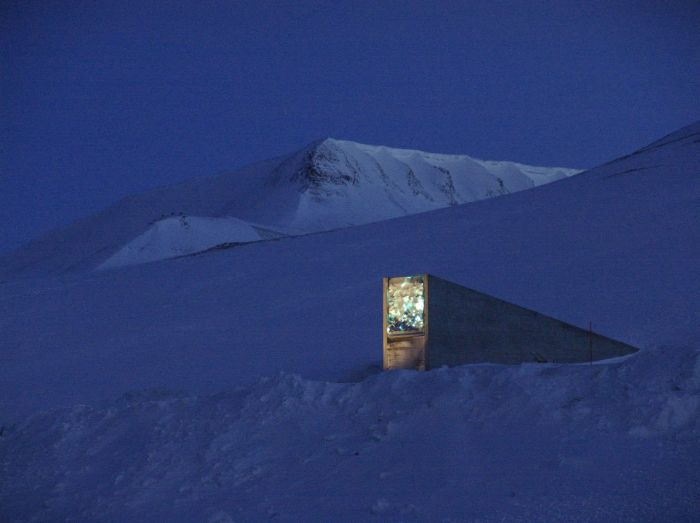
[
  {"left": 425, "top": 274, "right": 637, "bottom": 368},
  {"left": 384, "top": 335, "right": 426, "bottom": 370}
]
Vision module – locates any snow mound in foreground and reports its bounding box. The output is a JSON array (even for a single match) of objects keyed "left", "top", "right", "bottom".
[
  {"left": 2, "top": 347, "right": 698, "bottom": 522},
  {"left": 98, "top": 216, "right": 278, "bottom": 269}
]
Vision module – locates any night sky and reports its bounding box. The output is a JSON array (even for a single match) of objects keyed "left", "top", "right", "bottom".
[{"left": 2, "top": 0, "right": 699, "bottom": 253}]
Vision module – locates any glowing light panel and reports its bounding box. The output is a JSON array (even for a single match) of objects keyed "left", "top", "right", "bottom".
[{"left": 387, "top": 276, "right": 425, "bottom": 334}]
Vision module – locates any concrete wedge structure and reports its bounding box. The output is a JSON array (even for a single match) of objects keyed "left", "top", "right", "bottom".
[{"left": 383, "top": 274, "right": 638, "bottom": 370}]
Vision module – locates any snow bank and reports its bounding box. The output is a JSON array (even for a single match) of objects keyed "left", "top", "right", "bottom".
[{"left": 1, "top": 347, "right": 698, "bottom": 522}]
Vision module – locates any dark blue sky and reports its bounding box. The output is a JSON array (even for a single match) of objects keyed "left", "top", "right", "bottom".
[{"left": 2, "top": 0, "right": 699, "bottom": 253}]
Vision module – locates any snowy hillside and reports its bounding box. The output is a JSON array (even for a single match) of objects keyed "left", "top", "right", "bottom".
[
  {"left": 1, "top": 122, "right": 699, "bottom": 521},
  {"left": 98, "top": 216, "right": 284, "bottom": 270},
  {"left": 0, "top": 138, "right": 578, "bottom": 274}
]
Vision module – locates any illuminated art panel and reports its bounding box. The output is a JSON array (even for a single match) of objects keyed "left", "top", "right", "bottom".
[{"left": 387, "top": 276, "right": 425, "bottom": 335}]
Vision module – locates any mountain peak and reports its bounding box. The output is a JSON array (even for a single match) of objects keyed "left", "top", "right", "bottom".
[
  {"left": 289, "top": 137, "right": 580, "bottom": 198},
  {"left": 0, "top": 137, "right": 582, "bottom": 276}
]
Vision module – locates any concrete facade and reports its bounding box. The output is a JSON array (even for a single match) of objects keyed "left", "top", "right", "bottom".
[{"left": 383, "top": 274, "right": 638, "bottom": 370}]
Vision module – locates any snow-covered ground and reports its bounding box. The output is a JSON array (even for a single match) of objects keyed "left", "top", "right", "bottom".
[
  {"left": 1, "top": 122, "right": 699, "bottom": 521},
  {"left": 2, "top": 347, "right": 698, "bottom": 522},
  {"left": 0, "top": 138, "right": 578, "bottom": 274}
]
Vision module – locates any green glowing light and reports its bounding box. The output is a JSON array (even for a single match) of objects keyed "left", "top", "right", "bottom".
[{"left": 387, "top": 276, "right": 424, "bottom": 334}]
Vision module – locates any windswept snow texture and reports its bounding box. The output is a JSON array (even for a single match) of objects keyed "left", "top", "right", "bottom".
[
  {"left": 1, "top": 122, "right": 699, "bottom": 521},
  {"left": 0, "top": 138, "right": 579, "bottom": 275},
  {"left": 1, "top": 348, "right": 698, "bottom": 522}
]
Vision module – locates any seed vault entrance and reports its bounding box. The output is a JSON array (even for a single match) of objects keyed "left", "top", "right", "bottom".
[
  {"left": 382, "top": 274, "right": 638, "bottom": 370},
  {"left": 383, "top": 275, "right": 428, "bottom": 370}
]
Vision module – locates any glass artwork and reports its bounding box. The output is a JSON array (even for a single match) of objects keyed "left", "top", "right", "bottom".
[{"left": 387, "top": 276, "right": 425, "bottom": 334}]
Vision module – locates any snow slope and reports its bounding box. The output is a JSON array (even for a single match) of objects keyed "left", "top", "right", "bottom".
[
  {"left": 1, "top": 122, "right": 699, "bottom": 521},
  {"left": 98, "top": 216, "right": 282, "bottom": 270},
  {"left": 0, "top": 138, "right": 578, "bottom": 275}
]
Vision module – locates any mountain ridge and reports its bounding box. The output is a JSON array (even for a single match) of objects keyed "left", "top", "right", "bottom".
[{"left": 0, "top": 138, "right": 580, "bottom": 276}]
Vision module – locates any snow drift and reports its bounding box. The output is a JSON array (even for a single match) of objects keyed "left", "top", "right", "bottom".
[{"left": 1, "top": 347, "right": 698, "bottom": 521}]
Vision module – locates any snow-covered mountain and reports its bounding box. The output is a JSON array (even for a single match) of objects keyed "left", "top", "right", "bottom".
[
  {"left": 259, "top": 138, "right": 577, "bottom": 231},
  {"left": 0, "top": 138, "right": 578, "bottom": 274},
  {"left": 1, "top": 123, "right": 699, "bottom": 521}
]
